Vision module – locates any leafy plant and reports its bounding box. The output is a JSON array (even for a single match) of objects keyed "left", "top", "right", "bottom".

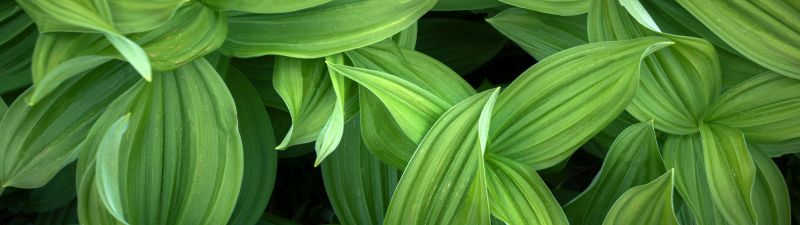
[{"left": 0, "top": 0, "right": 797, "bottom": 225}]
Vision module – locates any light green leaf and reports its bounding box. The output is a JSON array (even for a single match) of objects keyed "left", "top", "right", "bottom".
[
  {"left": 432, "top": 0, "right": 502, "bottom": 11},
  {"left": 749, "top": 145, "right": 791, "bottom": 225},
  {"left": 486, "top": 154, "right": 568, "bottom": 225},
  {"left": 321, "top": 118, "right": 399, "bottom": 225},
  {"left": 357, "top": 89, "right": 417, "bottom": 169},
  {"left": 273, "top": 56, "right": 335, "bottom": 149},
  {"left": 94, "top": 115, "right": 131, "bottom": 225},
  {"left": 500, "top": 0, "right": 589, "bottom": 16},
  {"left": 564, "top": 121, "right": 665, "bottom": 225},
  {"left": 486, "top": 8, "right": 586, "bottom": 61},
  {"left": 0, "top": 62, "right": 138, "bottom": 189},
  {"left": 315, "top": 54, "right": 357, "bottom": 166},
  {"left": 601, "top": 170, "right": 678, "bottom": 225},
  {"left": 390, "top": 22, "right": 417, "bottom": 49},
  {"left": 699, "top": 123, "right": 757, "bottom": 225},
  {"left": 384, "top": 89, "right": 499, "bottom": 225},
  {"left": 224, "top": 68, "right": 279, "bottom": 225},
  {"left": 17, "top": 0, "right": 181, "bottom": 34},
  {"left": 590, "top": 0, "right": 721, "bottom": 135},
  {"left": 675, "top": 0, "right": 800, "bottom": 79},
  {"left": 202, "top": 0, "right": 331, "bottom": 14},
  {"left": 704, "top": 72, "right": 800, "bottom": 143},
  {"left": 416, "top": 19, "right": 508, "bottom": 75},
  {"left": 662, "top": 133, "right": 725, "bottom": 225},
  {"left": 76, "top": 59, "right": 243, "bottom": 225},
  {"left": 223, "top": 0, "right": 435, "bottom": 58},
  {"left": 489, "top": 37, "right": 672, "bottom": 169}
]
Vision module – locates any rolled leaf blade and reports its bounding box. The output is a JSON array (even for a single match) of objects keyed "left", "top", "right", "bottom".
[{"left": 601, "top": 170, "right": 679, "bottom": 225}]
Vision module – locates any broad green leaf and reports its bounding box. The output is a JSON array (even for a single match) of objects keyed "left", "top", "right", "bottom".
[
  {"left": 601, "top": 170, "right": 678, "bottom": 225},
  {"left": 0, "top": 2, "right": 34, "bottom": 94},
  {"left": 202, "top": 0, "right": 331, "bottom": 14},
  {"left": 223, "top": 0, "right": 435, "bottom": 58},
  {"left": 273, "top": 56, "right": 335, "bottom": 149},
  {"left": 749, "top": 145, "right": 791, "bottom": 225},
  {"left": 28, "top": 2, "right": 226, "bottom": 104},
  {"left": 486, "top": 153, "right": 568, "bottom": 225},
  {"left": 17, "top": 0, "right": 181, "bottom": 34},
  {"left": 321, "top": 118, "right": 399, "bottom": 225},
  {"left": 34, "top": 203, "right": 79, "bottom": 225},
  {"left": 639, "top": 0, "right": 767, "bottom": 89},
  {"left": 432, "top": 0, "right": 502, "bottom": 11},
  {"left": 490, "top": 37, "right": 672, "bottom": 169},
  {"left": 417, "top": 19, "right": 508, "bottom": 74},
  {"left": 699, "top": 123, "right": 757, "bottom": 225},
  {"left": 314, "top": 54, "right": 358, "bottom": 165},
  {"left": 486, "top": 8, "right": 586, "bottom": 61},
  {"left": 0, "top": 99, "right": 6, "bottom": 118},
  {"left": 224, "top": 68, "right": 278, "bottom": 225},
  {"left": 21, "top": 163, "right": 77, "bottom": 213},
  {"left": 94, "top": 116, "right": 131, "bottom": 224},
  {"left": 662, "top": 134, "right": 725, "bottom": 225},
  {"left": 0, "top": 62, "right": 137, "bottom": 189},
  {"left": 390, "top": 22, "right": 417, "bottom": 49},
  {"left": 675, "top": 0, "right": 800, "bottom": 79},
  {"left": 77, "top": 59, "right": 243, "bottom": 225},
  {"left": 704, "top": 72, "right": 800, "bottom": 143},
  {"left": 755, "top": 138, "right": 800, "bottom": 158},
  {"left": 384, "top": 89, "right": 498, "bottom": 225},
  {"left": 344, "top": 41, "right": 475, "bottom": 167},
  {"left": 590, "top": 0, "right": 721, "bottom": 135},
  {"left": 564, "top": 121, "right": 665, "bottom": 225},
  {"left": 500, "top": 0, "right": 589, "bottom": 16}
]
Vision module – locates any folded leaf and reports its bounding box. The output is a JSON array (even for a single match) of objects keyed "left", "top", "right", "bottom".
[
  {"left": 223, "top": 0, "right": 435, "bottom": 58},
  {"left": 314, "top": 54, "right": 358, "bottom": 165},
  {"left": 590, "top": 0, "right": 721, "bottom": 135},
  {"left": 749, "top": 145, "right": 791, "bottom": 225},
  {"left": 601, "top": 170, "right": 678, "bottom": 225},
  {"left": 390, "top": 22, "right": 417, "bottom": 49},
  {"left": 384, "top": 89, "right": 498, "bottom": 225},
  {"left": 357, "top": 89, "right": 417, "bottom": 169},
  {"left": 662, "top": 133, "right": 725, "bottom": 225},
  {"left": 321, "top": 118, "right": 399, "bottom": 225},
  {"left": 77, "top": 59, "right": 243, "bottom": 225},
  {"left": 490, "top": 37, "right": 672, "bottom": 169},
  {"left": 675, "top": 0, "right": 800, "bottom": 79},
  {"left": 273, "top": 56, "right": 335, "bottom": 149},
  {"left": 500, "top": 0, "right": 589, "bottom": 16},
  {"left": 202, "top": 0, "right": 331, "bottom": 14},
  {"left": 432, "top": 0, "right": 503, "bottom": 11},
  {"left": 486, "top": 153, "right": 568, "bottom": 225},
  {"left": 699, "top": 123, "right": 757, "bottom": 225},
  {"left": 224, "top": 68, "right": 278, "bottom": 225},
  {"left": 416, "top": 19, "right": 508, "bottom": 74},
  {"left": 0, "top": 62, "right": 137, "bottom": 189},
  {"left": 704, "top": 72, "right": 800, "bottom": 143},
  {"left": 564, "top": 121, "right": 665, "bottom": 225},
  {"left": 486, "top": 8, "right": 586, "bottom": 61}
]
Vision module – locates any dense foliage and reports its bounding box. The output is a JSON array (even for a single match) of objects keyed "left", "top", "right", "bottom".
[{"left": 1, "top": 0, "right": 798, "bottom": 224}]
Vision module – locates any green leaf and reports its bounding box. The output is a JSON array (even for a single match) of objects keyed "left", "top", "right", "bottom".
[
  {"left": 384, "top": 89, "right": 499, "bottom": 225},
  {"left": 416, "top": 19, "right": 508, "bottom": 74},
  {"left": 390, "top": 22, "right": 417, "bottom": 49},
  {"left": 749, "top": 145, "right": 791, "bottom": 225},
  {"left": 0, "top": 62, "right": 138, "bottom": 189},
  {"left": 486, "top": 8, "right": 586, "bottom": 61},
  {"left": 589, "top": 0, "right": 721, "bottom": 135},
  {"left": 500, "top": 0, "right": 589, "bottom": 16},
  {"left": 0, "top": 2, "right": 34, "bottom": 94},
  {"left": 662, "top": 133, "right": 725, "bottom": 225},
  {"left": 202, "top": 0, "right": 331, "bottom": 14},
  {"left": 704, "top": 72, "right": 800, "bottom": 143},
  {"left": 28, "top": 2, "right": 226, "bottom": 104},
  {"left": 224, "top": 68, "right": 278, "bottom": 225},
  {"left": 76, "top": 59, "right": 243, "bottom": 225},
  {"left": 321, "top": 118, "right": 399, "bottom": 225},
  {"left": 21, "top": 163, "right": 77, "bottom": 213},
  {"left": 564, "top": 121, "right": 666, "bottom": 225},
  {"left": 489, "top": 37, "right": 672, "bottom": 169},
  {"left": 699, "top": 123, "right": 757, "bottom": 225},
  {"left": 272, "top": 56, "right": 335, "bottom": 149},
  {"left": 314, "top": 54, "right": 358, "bottom": 165},
  {"left": 357, "top": 89, "right": 417, "bottom": 169},
  {"left": 601, "top": 170, "right": 678, "bottom": 225},
  {"left": 486, "top": 153, "right": 569, "bottom": 225},
  {"left": 432, "top": 0, "right": 502, "bottom": 11},
  {"left": 675, "top": 0, "right": 800, "bottom": 79},
  {"left": 17, "top": 0, "right": 181, "bottom": 33},
  {"left": 223, "top": 0, "right": 435, "bottom": 58}
]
